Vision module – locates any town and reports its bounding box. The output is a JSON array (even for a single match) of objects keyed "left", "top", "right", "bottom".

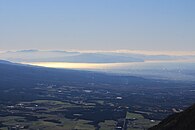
[{"left": 1, "top": 80, "right": 194, "bottom": 130}]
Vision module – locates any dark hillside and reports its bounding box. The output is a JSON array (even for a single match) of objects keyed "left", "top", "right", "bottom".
[
  {"left": 0, "top": 60, "right": 149, "bottom": 89},
  {"left": 149, "top": 104, "right": 195, "bottom": 130}
]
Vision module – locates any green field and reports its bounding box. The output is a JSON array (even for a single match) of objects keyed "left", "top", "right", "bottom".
[
  {"left": 125, "top": 112, "right": 160, "bottom": 130},
  {"left": 99, "top": 120, "right": 117, "bottom": 130},
  {"left": 126, "top": 112, "right": 144, "bottom": 119}
]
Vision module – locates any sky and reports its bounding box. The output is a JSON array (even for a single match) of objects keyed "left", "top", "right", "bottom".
[{"left": 0, "top": 0, "right": 195, "bottom": 51}]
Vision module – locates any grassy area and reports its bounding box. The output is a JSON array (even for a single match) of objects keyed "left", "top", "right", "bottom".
[
  {"left": 0, "top": 127, "right": 8, "bottom": 130},
  {"left": 30, "top": 100, "right": 95, "bottom": 109},
  {"left": 0, "top": 114, "right": 96, "bottom": 130},
  {"left": 0, "top": 116, "right": 27, "bottom": 126},
  {"left": 74, "top": 120, "right": 95, "bottom": 130},
  {"left": 0, "top": 115, "right": 117, "bottom": 130},
  {"left": 0, "top": 102, "right": 158, "bottom": 130},
  {"left": 134, "top": 119, "right": 160, "bottom": 128},
  {"left": 126, "top": 112, "right": 159, "bottom": 130},
  {"left": 32, "top": 100, "right": 65, "bottom": 104},
  {"left": 126, "top": 112, "right": 144, "bottom": 119},
  {"left": 95, "top": 100, "right": 104, "bottom": 105},
  {"left": 99, "top": 120, "right": 117, "bottom": 130},
  {"left": 26, "top": 115, "right": 77, "bottom": 130}
]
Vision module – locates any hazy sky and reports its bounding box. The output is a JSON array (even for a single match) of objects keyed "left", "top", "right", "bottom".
[{"left": 0, "top": 0, "right": 195, "bottom": 51}]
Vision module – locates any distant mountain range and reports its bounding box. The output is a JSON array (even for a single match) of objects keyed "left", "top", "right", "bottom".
[
  {"left": 149, "top": 104, "right": 195, "bottom": 130},
  {"left": 0, "top": 50, "right": 194, "bottom": 63},
  {"left": 46, "top": 53, "right": 144, "bottom": 63},
  {"left": 0, "top": 60, "right": 12, "bottom": 64},
  {"left": 0, "top": 50, "right": 143, "bottom": 63}
]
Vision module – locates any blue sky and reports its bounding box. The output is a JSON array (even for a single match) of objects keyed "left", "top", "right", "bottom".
[{"left": 0, "top": 0, "right": 195, "bottom": 51}]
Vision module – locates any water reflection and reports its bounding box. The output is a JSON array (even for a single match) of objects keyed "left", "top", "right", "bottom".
[
  {"left": 24, "top": 60, "right": 195, "bottom": 71},
  {"left": 23, "top": 60, "right": 195, "bottom": 81}
]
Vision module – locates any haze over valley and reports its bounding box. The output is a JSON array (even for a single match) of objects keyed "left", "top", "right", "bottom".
[{"left": 1, "top": 50, "right": 195, "bottom": 81}]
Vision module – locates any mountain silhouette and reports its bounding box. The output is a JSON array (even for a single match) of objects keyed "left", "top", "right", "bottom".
[{"left": 149, "top": 104, "right": 195, "bottom": 130}]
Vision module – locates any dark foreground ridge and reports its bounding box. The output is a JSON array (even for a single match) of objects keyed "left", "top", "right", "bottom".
[{"left": 149, "top": 104, "right": 195, "bottom": 130}]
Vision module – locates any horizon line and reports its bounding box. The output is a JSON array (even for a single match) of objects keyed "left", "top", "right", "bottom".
[{"left": 1, "top": 49, "right": 195, "bottom": 56}]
